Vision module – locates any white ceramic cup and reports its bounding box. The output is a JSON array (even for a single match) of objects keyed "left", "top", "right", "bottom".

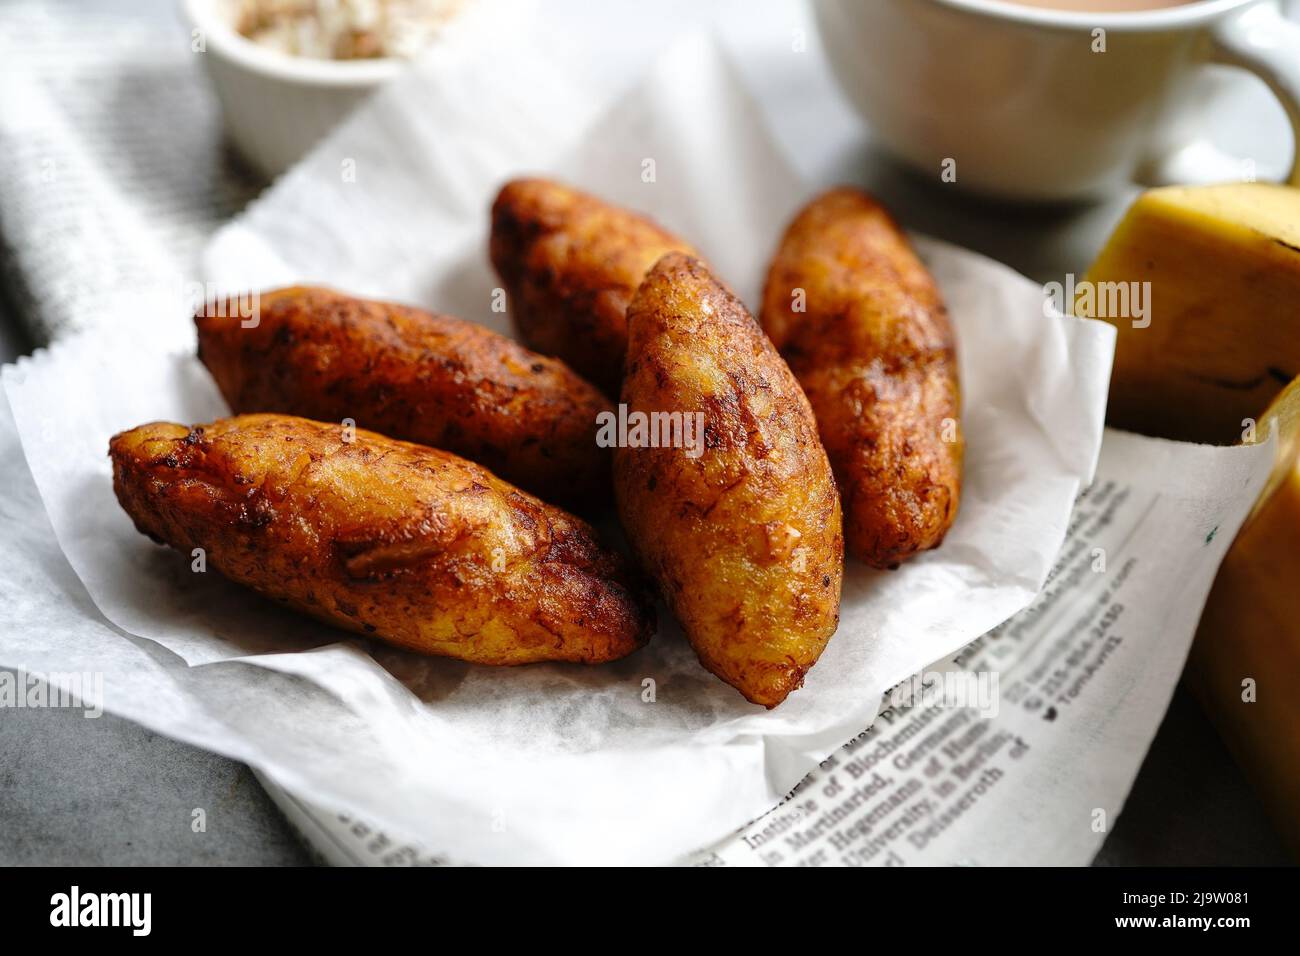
[
  {"left": 814, "top": 0, "right": 1300, "bottom": 201},
  {"left": 181, "top": 0, "right": 403, "bottom": 180}
]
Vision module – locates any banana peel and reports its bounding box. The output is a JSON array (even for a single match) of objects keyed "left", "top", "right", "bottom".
[
  {"left": 1079, "top": 183, "right": 1300, "bottom": 445},
  {"left": 1084, "top": 182, "right": 1300, "bottom": 857},
  {"left": 1188, "top": 375, "right": 1300, "bottom": 859}
]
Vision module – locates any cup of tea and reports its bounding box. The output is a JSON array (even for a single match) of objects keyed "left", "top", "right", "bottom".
[{"left": 814, "top": 0, "right": 1300, "bottom": 200}]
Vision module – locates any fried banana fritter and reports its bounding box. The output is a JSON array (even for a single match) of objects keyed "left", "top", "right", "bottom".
[
  {"left": 195, "top": 286, "right": 612, "bottom": 508},
  {"left": 614, "top": 253, "right": 843, "bottom": 708},
  {"left": 761, "top": 188, "right": 963, "bottom": 569},
  {"left": 109, "top": 414, "right": 653, "bottom": 664},
  {"left": 489, "top": 178, "right": 695, "bottom": 397}
]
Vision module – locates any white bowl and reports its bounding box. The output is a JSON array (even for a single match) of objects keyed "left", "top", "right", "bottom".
[{"left": 181, "top": 0, "right": 404, "bottom": 179}]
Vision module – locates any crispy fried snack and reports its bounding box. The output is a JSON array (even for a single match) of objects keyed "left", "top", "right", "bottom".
[
  {"left": 614, "top": 253, "right": 843, "bottom": 708},
  {"left": 489, "top": 178, "right": 695, "bottom": 397},
  {"left": 761, "top": 188, "right": 963, "bottom": 569},
  {"left": 110, "top": 414, "right": 653, "bottom": 664},
  {"left": 195, "top": 286, "right": 612, "bottom": 507}
]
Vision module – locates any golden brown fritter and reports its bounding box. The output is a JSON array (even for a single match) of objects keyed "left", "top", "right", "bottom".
[
  {"left": 614, "top": 253, "right": 843, "bottom": 708},
  {"left": 195, "top": 286, "right": 612, "bottom": 508},
  {"left": 489, "top": 178, "right": 695, "bottom": 397},
  {"left": 761, "top": 188, "right": 963, "bottom": 569},
  {"left": 110, "top": 414, "right": 653, "bottom": 665}
]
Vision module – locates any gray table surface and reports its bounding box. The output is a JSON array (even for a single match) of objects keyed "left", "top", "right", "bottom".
[
  {"left": 0, "top": 0, "right": 1291, "bottom": 866},
  {"left": 0, "top": 670, "right": 1285, "bottom": 865}
]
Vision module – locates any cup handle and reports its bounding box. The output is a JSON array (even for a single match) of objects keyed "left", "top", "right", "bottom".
[{"left": 1139, "top": 0, "right": 1300, "bottom": 187}]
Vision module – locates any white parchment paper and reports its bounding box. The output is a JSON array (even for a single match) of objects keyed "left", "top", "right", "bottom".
[{"left": 1, "top": 32, "right": 1114, "bottom": 864}]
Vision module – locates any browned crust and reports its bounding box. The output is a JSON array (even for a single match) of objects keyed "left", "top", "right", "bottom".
[
  {"left": 761, "top": 187, "right": 963, "bottom": 568},
  {"left": 614, "top": 253, "right": 843, "bottom": 707},
  {"left": 110, "top": 413, "right": 654, "bottom": 664},
  {"left": 489, "top": 178, "right": 695, "bottom": 397},
  {"left": 195, "top": 286, "right": 612, "bottom": 508}
]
